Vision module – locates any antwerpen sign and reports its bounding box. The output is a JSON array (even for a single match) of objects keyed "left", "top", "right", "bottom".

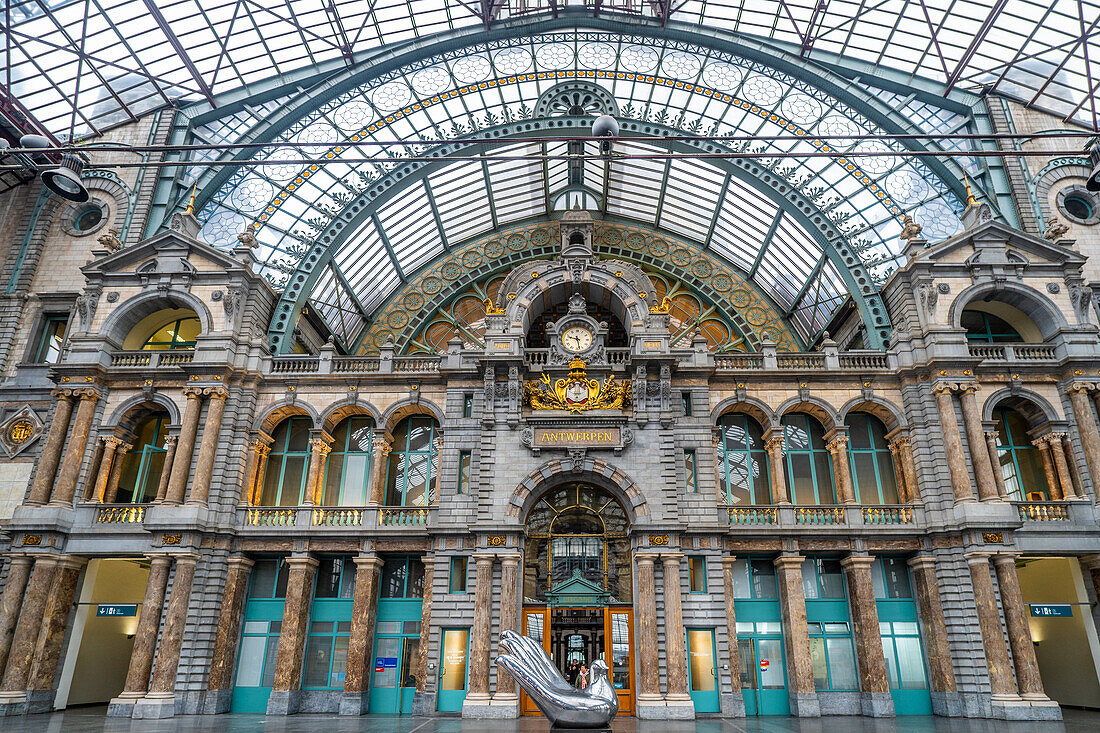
[{"left": 533, "top": 427, "right": 621, "bottom": 448}]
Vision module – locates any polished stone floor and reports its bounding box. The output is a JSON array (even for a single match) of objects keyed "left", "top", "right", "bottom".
[{"left": 2, "top": 707, "right": 1096, "bottom": 733}]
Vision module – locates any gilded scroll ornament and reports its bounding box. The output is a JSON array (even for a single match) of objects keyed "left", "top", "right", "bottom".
[{"left": 523, "top": 358, "right": 631, "bottom": 414}]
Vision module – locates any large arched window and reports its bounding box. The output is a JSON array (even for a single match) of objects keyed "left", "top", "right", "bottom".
[
  {"left": 259, "top": 417, "right": 311, "bottom": 506},
  {"left": 961, "top": 310, "right": 1022, "bottom": 343},
  {"left": 141, "top": 316, "right": 201, "bottom": 350},
  {"left": 993, "top": 407, "right": 1049, "bottom": 501},
  {"left": 323, "top": 416, "right": 374, "bottom": 506},
  {"left": 783, "top": 414, "right": 836, "bottom": 505},
  {"left": 116, "top": 411, "right": 169, "bottom": 504},
  {"left": 524, "top": 484, "right": 631, "bottom": 603},
  {"left": 716, "top": 413, "right": 770, "bottom": 504},
  {"left": 846, "top": 413, "right": 899, "bottom": 505},
  {"left": 385, "top": 416, "right": 438, "bottom": 507}
]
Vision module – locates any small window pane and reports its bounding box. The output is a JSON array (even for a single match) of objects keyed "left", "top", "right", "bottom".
[
  {"left": 729, "top": 558, "right": 751, "bottom": 598},
  {"left": 883, "top": 557, "right": 912, "bottom": 598},
  {"left": 450, "top": 557, "right": 468, "bottom": 593},
  {"left": 826, "top": 638, "right": 858, "bottom": 689},
  {"left": 750, "top": 559, "right": 777, "bottom": 599},
  {"left": 689, "top": 557, "right": 706, "bottom": 592}
]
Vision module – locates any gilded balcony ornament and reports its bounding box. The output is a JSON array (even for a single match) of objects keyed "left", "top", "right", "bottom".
[
  {"left": 484, "top": 297, "right": 506, "bottom": 315},
  {"left": 523, "top": 358, "right": 631, "bottom": 413},
  {"left": 648, "top": 296, "right": 672, "bottom": 314}
]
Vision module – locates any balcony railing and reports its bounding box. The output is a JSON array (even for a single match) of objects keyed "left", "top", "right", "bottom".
[
  {"left": 109, "top": 350, "right": 194, "bottom": 368},
  {"left": 723, "top": 504, "right": 920, "bottom": 528},
  {"left": 968, "top": 343, "right": 1057, "bottom": 362},
  {"left": 239, "top": 505, "right": 434, "bottom": 528},
  {"left": 95, "top": 504, "right": 146, "bottom": 523},
  {"left": 523, "top": 348, "right": 630, "bottom": 368},
  {"left": 246, "top": 508, "right": 298, "bottom": 526},
  {"left": 269, "top": 355, "right": 439, "bottom": 375},
  {"left": 715, "top": 353, "right": 765, "bottom": 370},
  {"left": 1015, "top": 501, "right": 1070, "bottom": 521},
  {"left": 312, "top": 507, "right": 364, "bottom": 526},
  {"left": 379, "top": 507, "right": 430, "bottom": 526},
  {"left": 726, "top": 506, "right": 778, "bottom": 524},
  {"left": 795, "top": 506, "right": 845, "bottom": 524}
]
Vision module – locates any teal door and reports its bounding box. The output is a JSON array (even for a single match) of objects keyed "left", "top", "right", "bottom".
[
  {"left": 437, "top": 628, "right": 469, "bottom": 712},
  {"left": 686, "top": 628, "right": 720, "bottom": 713},
  {"left": 230, "top": 601, "right": 284, "bottom": 712},
  {"left": 368, "top": 598, "right": 422, "bottom": 714},
  {"left": 735, "top": 598, "right": 789, "bottom": 716},
  {"left": 878, "top": 601, "right": 933, "bottom": 715}
]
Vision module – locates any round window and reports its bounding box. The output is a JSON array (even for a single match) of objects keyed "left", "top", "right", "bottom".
[
  {"left": 61, "top": 198, "right": 110, "bottom": 236},
  {"left": 74, "top": 205, "right": 103, "bottom": 232},
  {"left": 1063, "top": 193, "right": 1093, "bottom": 221},
  {"left": 1056, "top": 185, "right": 1100, "bottom": 226}
]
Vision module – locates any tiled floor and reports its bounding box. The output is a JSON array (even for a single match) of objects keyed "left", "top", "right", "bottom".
[{"left": 3, "top": 707, "right": 1096, "bottom": 733}]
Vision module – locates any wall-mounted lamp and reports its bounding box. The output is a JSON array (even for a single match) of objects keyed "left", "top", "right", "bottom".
[
  {"left": 1085, "top": 140, "right": 1100, "bottom": 192},
  {"left": 40, "top": 152, "right": 90, "bottom": 202}
]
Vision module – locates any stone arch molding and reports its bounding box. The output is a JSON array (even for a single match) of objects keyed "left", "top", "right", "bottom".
[
  {"left": 380, "top": 397, "right": 446, "bottom": 434},
  {"left": 947, "top": 280, "right": 1070, "bottom": 338},
  {"left": 105, "top": 392, "right": 182, "bottom": 428},
  {"left": 981, "top": 386, "right": 1062, "bottom": 425},
  {"left": 711, "top": 395, "right": 777, "bottom": 429},
  {"left": 838, "top": 395, "right": 907, "bottom": 431},
  {"left": 507, "top": 458, "right": 650, "bottom": 522}
]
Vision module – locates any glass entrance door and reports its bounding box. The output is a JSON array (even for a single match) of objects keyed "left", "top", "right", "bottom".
[
  {"left": 437, "top": 628, "right": 469, "bottom": 712},
  {"left": 737, "top": 626, "right": 789, "bottom": 715},
  {"left": 686, "top": 628, "right": 720, "bottom": 713}
]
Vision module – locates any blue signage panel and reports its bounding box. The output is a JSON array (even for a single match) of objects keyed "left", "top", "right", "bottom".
[
  {"left": 96, "top": 604, "right": 138, "bottom": 617},
  {"left": 1029, "top": 604, "right": 1072, "bottom": 618},
  {"left": 374, "top": 657, "right": 398, "bottom": 668}
]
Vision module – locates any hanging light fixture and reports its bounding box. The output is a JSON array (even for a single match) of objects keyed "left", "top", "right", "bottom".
[{"left": 40, "top": 152, "right": 90, "bottom": 202}]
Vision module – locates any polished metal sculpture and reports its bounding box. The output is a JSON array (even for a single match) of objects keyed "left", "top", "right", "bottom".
[{"left": 496, "top": 629, "right": 618, "bottom": 729}]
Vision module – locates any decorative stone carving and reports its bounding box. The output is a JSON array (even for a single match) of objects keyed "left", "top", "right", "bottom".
[
  {"left": 1043, "top": 218, "right": 1070, "bottom": 241},
  {"left": 916, "top": 281, "right": 937, "bottom": 318},
  {"left": 97, "top": 227, "right": 123, "bottom": 252},
  {"left": 0, "top": 405, "right": 44, "bottom": 457},
  {"left": 1070, "top": 283, "right": 1094, "bottom": 321},
  {"left": 568, "top": 448, "right": 586, "bottom": 472},
  {"left": 75, "top": 290, "right": 99, "bottom": 331},
  {"left": 899, "top": 215, "right": 923, "bottom": 241},
  {"left": 1046, "top": 282, "right": 1061, "bottom": 293}
]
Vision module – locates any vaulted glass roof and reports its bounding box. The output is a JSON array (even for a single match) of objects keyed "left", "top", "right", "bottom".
[{"left": 2, "top": 1, "right": 1096, "bottom": 141}]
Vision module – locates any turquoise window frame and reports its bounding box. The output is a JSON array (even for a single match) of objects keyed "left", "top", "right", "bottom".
[
  {"left": 384, "top": 417, "right": 438, "bottom": 507},
  {"left": 302, "top": 557, "right": 355, "bottom": 691},
  {"left": 845, "top": 414, "right": 899, "bottom": 505},
  {"left": 457, "top": 451, "right": 471, "bottom": 494},
  {"left": 782, "top": 414, "right": 837, "bottom": 505},
  {"left": 141, "top": 316, "right": 200, "bottom": 350},
  {"left": 961, "top": 310, "right": 1023, "bottom": 343},
  {"left": 462, "top": 394, "right": 473, "bottom": 418},
  {"left": 263, "top": 417, "right": 312, "bottom": 506},
  {"left": 123, "top": 414, "right": 169, "bottom": 504},
  {"left": 33, "top": 314, "right": 67, "bottom": 363},
  {"left": 449, "top": 556, "right": 467, "bottom": 594},
  {"left": 717, "top": 413, "right": 771, "bottom": 505},
  {"left": 381, "top": 555, "right": 425, "bottom": 599},
  {"left": 685, "top": 450, "right": 698, "bottom": 493},
  {"left": 993, "top": 407, "right": 1049, "bottom": 501},
  {"left": 688, "top": 556, "right": 707, "bottom": 593},
  {"left": 807, "top": 621, "right": 859, "bottom": 691},
  {"left": 324, "top": 416, "right": 374, "bottom": 506}
]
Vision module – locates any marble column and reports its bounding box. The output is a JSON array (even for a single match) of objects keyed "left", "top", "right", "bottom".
[
  {"left": 825, "top": 432, "right": 856, "bottom": 504},
  {"left": 907, "top": 555, "right": 958, "bottom": 715},
  {"left": 494, "top": 553, "right": 521, "bottom": 702},
  {"left": 91, "top": 437, "right": 125, "bottom": 503},
  {"left": 965, "top": 553, "right": 1017, "bottom": 700},
  {"left": 887, "top": 438, "right": 909, "bottom": 503},
  {"left": 465, "top": 554, "right": 495, "bottom": 706},
  {"left": 661, "top": 554, "right": 691, "bottom": 706},
  {"left": 368, "top": 435, "right": 392, "bottom": 505},
  {"left": 49, "top": 388, "right": 100, "bottom": 506},
  {"left": 243, "top": 436, "right": 272, "bottom": 505},
  {"left": 0, "top": 557, "right": 57, "bottom": 712},
  {"left": 164, "top": 388, "right": 203, "bottom": 505},
  {"left": 720, "top": 556, "right": 745, "bottom": 716},
  {"left": 0, "top": 556, "right": 33, "bottom": 677},
  {"left": 27, "top": 390, "right": 76, "bottom": 505},
  {"left": 142, "top": 554, "right": 199, "bottom": 717},
  {"left": 1067, "top": 384, "right": 1100, "bottom": 501},
  {"left": 932, "top": 384, "right": 975, "bottom": 503},
  {"left": 268, "top": 556, "right": 318, "bottom": 715},
  {"left": 992, "top": 554, "right": 1048, "bottom": 702},
  {"left": 154, "top": 435, "right": 178, "bottom": 502},
  {"left": 26, "top": 556, "right": 84, "bottom": 711},
  {"left": 109, "top": 555, "right": 172, "bottom": 716},
  {"left": 188, "top": 387, "right": 228, "bottom": 506},
  {"left": 634, "top": 553, "right": 660, "bottom": 707},
  {"left": 841, "top": 554, "right": 893, "bottom": 717},
  {"left": 1033, "top": 436, "right": 1063, "bottom": 500},
  {"left": 763, "top": 429, "right": 789, "bottom": 504},
  {"left": 774, "top": 554, "right": 819, "bottom": 717},
  {"left": 205, "top": 556, "right": 253, "bottom": 712},
  {"left": 897, "top": 436, "right": 921, "bottom": 503},
  {"left": 958, "top": 386, "right": 1000, "bottom": 501},
  {"left": 81, "top": 439, "right": 105, "bottom": 502},
  {"left": 103, "top": 442, "right": 132, "bottom": 504},
  {"left": 985, "top": 428, "right": 1010, "bottom": 499},
  {"left": 304, "top": 431, "right": 333, "bottom": 506},
  {"left": 1049, "top": 433, "right": 1082, "bottom": 500},
  {"left": 414, "top": 556, "right": 436, "bottom": 699},
  {"left": 341, "top": 555, "right": 382, "bottom": 715}
]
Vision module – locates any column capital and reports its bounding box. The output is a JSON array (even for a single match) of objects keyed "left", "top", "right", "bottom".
[
  {"left": 887, "top": 433, "right": 911, "bottom": 450},
  {"left": 103, "top": 435, "right": 127, "bottom": 451},
  {"left": 839, "top": 553, "right": 874, "bottom": 570},
  {"left": 906, "top": 553, "right": 938, "bottom": 572},
  {"left": 285, "top": 555, "right": 320, "bottom": 571},
  {"left": 169, "top": 552, "right": 201, "bottom": 566},
  {"left": 352, "top": 555, "right": 384, "bottom": 571},
  {"left": 1079, "top": 554, "right": 1100, "bottom": 570},
  {"left": 373, "top": 435, "right": 393, "bottom": 457},
  {"left": 1048, "top": 430, "right": 1069, "bottom": 441},
  {"left": 956, "top": 382, "right": 979, "bottom": 396},
  {"left": 143, "top": 553, "right": 175, "bottom": 567},
  {"left": 309, "top": 436, "right": 333, "bottom": 456},
  {"left": 71, "top": 387, "right": 101, "bottom": 401},
  {"left": 659, "top": 552, "right": 684, "bottom": 565},
  {"left": 721, "top": 555, "right": 739, "bottom": 567},
  {"left": 825, "top": 434, "right": 849, "bottom": 453},
  {"left": 498, "top": 552, "right": 522, "bottom": 567},
  {"left": 763, "top": 428, "right": 784, "bottom": 451},
  {"left": 931, "top": 382, "right": 959, "bottom": 396},
  {"left": 203, "top": 386, "right": 230, "bottom": 400},
  {"left": 53, "top": 554, "right": 88, "bottom": 571},
  {"left": 226, "top": 555, "right": 255, "bottom": 572},
  {"left": 773, "top": 553, "right": 805, "bottom": 570},
  {"left": 964, "top": 550, "right": 994, "bottom": 566},
  {"left": 162, "top": 434, "right": 179, "bottom": 448},
  {"left": 634, "top": 552, "right": 660, "bottom": 565},
  {"left": 991, "top": 552, "right": 1022, "bottom": 567},
  {"left": 472, "top": 552, "right": 496, "bottom": 566},
  {"left": 182, "top": 385, "right": 206, "bottom": 399},
  {"left": 49, "top": 388, "right": 76, "bottom": 400},
  {"left": 1066, "top": 381, "right": 1097, "bottom": 395}
]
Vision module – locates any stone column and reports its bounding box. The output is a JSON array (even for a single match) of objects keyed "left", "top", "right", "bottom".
[
  {"left": 893, "top": 434, "right": 921, "bottom": 503},
  {"left": 243, "top": 435, "right": 272, "bottom": 505},
  {"left": 763, "top": 428, "right": 789, "bottom": 504},
  {"left": 268, "top": 556, "right": 318, "bottom": 715},
  {"left": 841, "top": 554, "right": 893, "bottom": 717},
  {"left": 304, "top": 431, "right": 333, "bottom": 506},
  {"left": 886, "top": 438, "right": 909, "bottom": 503},
  {"left": 661, "top": 554, "right": 691, "bottom": 706},
  {"left": 26, "top": 556, "right": 85, "bottom": 711},
  {"left": 142, "top": 554, "right": 199, "bottom": 717},
  {"left": 958, "top": 386, "right": 1000, "bottom": 501},
  {"left": 1033, "top": 436, "right": 1063, "bottom": 501},
  {"left": 494, "top": 553, "right": 521, "bottom": 702},
  {"left": 635, "top": 553, "right": 660, "bottom": 707},
  {"left": 109, "top": 555, "right": 172, "bottom": 716},
  {"left": 985, "top": 428, "right": 1010, "bottom": 499},
  {"left": 0, "top": 556, "right": 33, "bottom": 676},
  {"left": 188, "top": 387, "right": 228, "bottom": 506},
  {"left": 0, "top": 556, "right": 58, "bottom": 713},
  {"left": 991, "top": 554, "right": 1048, "bottom": 702},
  {"left": 154, "top": 435, "right": 178, "bottom": 502},
  {"left": 368, "top": 435, "right": 392, "bottom": 505},
  {"left": 26, "top": 390, "right": 76, "bottom": 505},
  {"left": 907, "top": 555, "right": 958, "bottom": 715},
  {"left": 464, "top": 554, "right": 495, "bottom": 707},
  {"left": 825, "top": 431, "right": 856, "bottom": 504},
  {"left": 164, "top": 388, "right": 203, "bottom": 505},
  {"left": 205, "top": 556, "right": 253, "bottom": 713},
  {"left": 965, "top": 553, "right": 1017, "bottom": 700},
  {"left": 414, "top": 556, "right": 436, "bottom": 699},
  {"left": 103, "top": 442, "right": 132, "bottom": 504},
  {"left": 91, "top": 436, "right": 125, "bottom": 502},
  {"left": 341, "top": 555, "right": 382, "bottom": 715},
  {"left": 720, "top": 556, "right": 745, "bottom": 716},
  {"left": 774, "top": 554, "right": 819, "bottom": 717},
  {"left": 713, "top": 430, "right": 725, "bottom": 502},
  {"left": 1067, "top": 384, "right": 1100, "bottom": 500},
  {"left": 932, "top": 384, "right": 975, "bottom": 503},
  {"left": 49, "top": 388, "right": 100, "bottom": 506},
  {"left": 1049, "top": 433, "right": 1082, "bottom": 500},
  {"left": 81, "top": 439, "right": 106, "bottom": 502}
]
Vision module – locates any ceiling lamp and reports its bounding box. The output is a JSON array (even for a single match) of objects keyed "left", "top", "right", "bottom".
[
  {"left": 40, "top": 153, "right": 90, "bottom": 202},
  {"left": 592, "top": 115, "right": 619, "bottom": 157},
  {"left": 1086, "top": 144, "right": 1100, "bottom": 192}
]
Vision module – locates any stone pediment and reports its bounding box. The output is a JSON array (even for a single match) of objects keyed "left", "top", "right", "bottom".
[
  {"left": 82, "top": 228, "right": 252, "bottom": 280},
  {"left": 922, "top": 219, "right": 1085, "bottom": 270},
  {"left": 545, "top": 570, "right": 610, "bottom": 607}
]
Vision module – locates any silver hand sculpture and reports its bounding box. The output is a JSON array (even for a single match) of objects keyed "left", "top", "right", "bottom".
[{"left": 496, "top": 629, "right": 619, "bottom": 729}]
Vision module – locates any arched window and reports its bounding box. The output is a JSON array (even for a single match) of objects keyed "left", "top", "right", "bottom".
[
  {"left": 116, "top": 412, "right": 169, "bottom": 503},
  {"left": 961, "top": 310, "right": 1022, "bottom": 343},
  {"left": 385, "top": 416, "right": 438, "bottom": 506},
  {"left": 259, "top": 417, "right": 311, "bottom": 506},
  {"left": 845, "top": 413, "right": 899, "bottom": 504},
  {"left": 993, "top": 407, "right": 1049, "bottom": 501},
  {"left": 323, "top": 416, "right": 374, "bottom": 506},
  {"left": 716, "top": 413, "right": 770, "bottom": 504},
  {"left": 141, "top": 316, "right": 201, "bottom": 350},
  {"left": 782, "top": 414, "right": 836, "bottom": 504}
]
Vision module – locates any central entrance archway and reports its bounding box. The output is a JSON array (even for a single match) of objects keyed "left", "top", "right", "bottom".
[{"left": 521, "top": 483, "right": 635, "bottom": 716}]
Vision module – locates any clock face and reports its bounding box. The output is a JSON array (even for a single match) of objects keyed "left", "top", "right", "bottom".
[{"left": 561, "top": 326, "right": 594, "bottom": 353}]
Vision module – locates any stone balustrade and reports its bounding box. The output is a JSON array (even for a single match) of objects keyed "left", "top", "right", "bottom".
[
  {"left": 967, "top": 342, "right": 1058, "bottom": 362},
  {"left": 237, "top": 505, "right": 435, "bottom": 529},
  {"left": 109, "top": 351, "right": 195, "bottom": 368},
  {"left": 723, "top": 503, "right": 921, "bottom": 529}
]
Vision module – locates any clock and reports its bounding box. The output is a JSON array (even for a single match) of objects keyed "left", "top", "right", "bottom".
[{"left": 561, "top": 326, "right": 594, "bottom": 353}]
